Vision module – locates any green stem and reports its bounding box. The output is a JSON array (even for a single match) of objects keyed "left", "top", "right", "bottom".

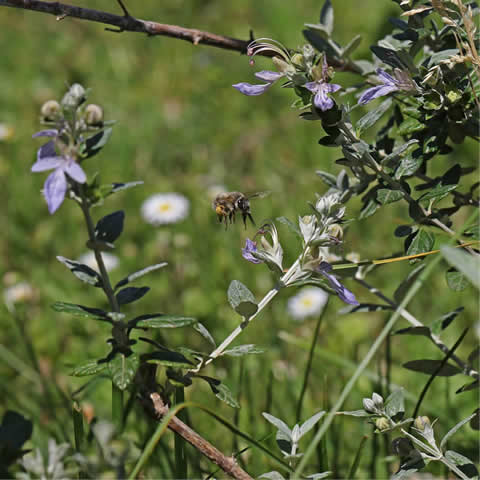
[
  {"left": 174, "top": 388, "right": 187, "bottom": 479},
  {"left": 296, "top": 302, "right": 327, "bottom": 422},
  {"left": 293, "top": 209, "right": 478, "bottom": 477},
  {"left": 112, "top": 383, "right": 124, "bottom": 432},
  {"left": 72, "top": 402, "right": 84, "bottom": 451},
  {"left": 348, "top": 435, "right": 368, "bottom": 479}
]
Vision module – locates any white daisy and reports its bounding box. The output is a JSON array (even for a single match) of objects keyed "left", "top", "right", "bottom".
[
  {"left": 141, "top": 193, "right": 189, "bottom": 225},
  {"left": 77, "top": 252, "right": 119, "bottom": 273},
  {"left": 0, "top": 123, "right": 14, "bottom": 142},
  {"left": 287, "top": 287, "right": 328, "bottom": 321},
  {"left": 4, "top": 282, "right": 35, "bottom": 311}
]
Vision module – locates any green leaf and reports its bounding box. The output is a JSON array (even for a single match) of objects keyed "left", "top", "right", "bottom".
[
  {"left": 94, "top": 211, "right": 124, "bottom": 243},
  {"left": 337, "top": 410, "right": 372, "bottom": 417},
  {"left": 430, "top": 307, "right": 463, "bottom": 335},
  {"left": 381, "top": 139, "right": 419, "bottom": 168},
  {"left": 299, "top": 411, "right": 326, "bottom": 437},
  {"left": 395, "top": 155, "right": 423, "bottom": 179},
  {"left": 441, "top": 246, "right": 480, "bottom": 290},
  {"left": 228, "top": 280, "right": 257, "bottom": 318},
  {"left": 193, "top": 322, "right": 216, "bottom": 346},
  {"left": 419, "top": 184, "right": 457, "bottom": 204},
  {"left": 440, "top": 413, "right": 477, "bottom": 449},
  {"left": 223, "top": 344, "right": 265, "bottom": 356},
  {"left": 115, "top": 263, "right": 167, "bottom": 290},
  {"left": 82, "top": 128, "right": 113, "bottom": 159},
  {"left": 394, "top": 264, "right": 425, "bottom": 303},
  {"left": 143, "top": 350, "right": 194, "bottom": 368},
  {"left": 108, "top": 353, "right": 139, "bottom": 390},
  {"left": 393, "top": 326, "right": 431, "bottom": 337},
  {"left": 385, "top": 389, "right": 405, "bottom": 420},
  {"left": 396, "top": 117, "right": 425, "bottom": 136},
  {"left": 315, "top": 170, "right": 337, "bottom": 188},
  {"left": 444, "top": 451, "right": 478, "bottom": 478},
  {"left": 319, "top": 0, "right": 334, "bottom": 35},
  {"left": 213, "top": 383, "right": 240, "bottom": 408},
  {"left": 56, "top": 256, "right": 103, "bottom": 288},
  {"left": 70, "top": 360, "right": 108, "bottom": 377},
  {"left": 116, "top": 286, "right": 150, "bottom": 305},
  {"left": 262, "top": 413, "right": 292, "bottom": 437},
  {"left": 376, "top": 189, "right": 404, "bottom": 205},
  {"left": 135, "top": 315, "right": 197, "bottom": 328},
  {"left": 342, "top": 34, "right": 362, "bottom": 57},
  {"left": 357, "top": 98, "right": 392, "bottom": 135},
  {"left": 456, "top": 379, "right": 479, "bottom": 394},
  {"left": 406, "top": 229, "right": 434, "bottom": 258},
  {"left": 402, "top": 359, "right": 460, "bottom": 377},
  {"left": 359, "top": 199, "right": 380, "bottom": 219},
  {"left": 51, "top": 302, "right": 108, "bottom": 321},
  {"left": 445, "top": 268, "right": 469, "bottom": 291}
]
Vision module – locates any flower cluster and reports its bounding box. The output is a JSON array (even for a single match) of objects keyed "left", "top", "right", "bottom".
[{"left": 242, "top": 193, "right": 359, "bottom": 306}]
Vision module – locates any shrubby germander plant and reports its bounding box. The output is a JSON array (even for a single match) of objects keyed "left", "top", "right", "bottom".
[{"left": 6, "top": 0, "right": 479, "bottom": 478}]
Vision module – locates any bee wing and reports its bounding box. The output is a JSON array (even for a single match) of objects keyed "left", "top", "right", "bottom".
[{"left": 247, "top": 190, "right": 271, "bottom": 200}]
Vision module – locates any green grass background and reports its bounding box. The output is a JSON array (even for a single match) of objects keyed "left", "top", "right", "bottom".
[{"left": 1, "top": 1, "right": 478, "bottom": 477}]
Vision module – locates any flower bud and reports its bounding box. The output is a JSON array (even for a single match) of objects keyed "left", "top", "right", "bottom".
[
  {"left": 363, "top": 398, "right": 376, "bottom": 413},
  {"left": 291, "top": 53, "right": 305, "bottom": 67},
  {"left": 85, "top": 104, "right": 104, "bottom": 126},
  {"left": 62, "top": 83, "right": 86, "bottom": 109},
  {"left": 40, "top": 100, "right": 61, "bottom": 120},
  {"left": 375, "top": 417, "right": 390, "bottom": 431},
  {"left": 414, "top": 416, "right": 431, "bottom": 431},
  {"left": 303, "top": 44, "right": 315, "bottom": 62},
  {"left": 372, "top": 392, "right": 384, "bottom": 409}
]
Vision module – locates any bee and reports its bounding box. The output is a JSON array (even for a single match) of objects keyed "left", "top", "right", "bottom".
[{"left": 213, "top": 191, "right": 269, "bottom": 229}]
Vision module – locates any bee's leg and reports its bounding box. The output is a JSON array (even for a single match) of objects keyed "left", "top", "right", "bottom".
[{"left": 247, "top": 213, "right": 256, "bottom": 227}]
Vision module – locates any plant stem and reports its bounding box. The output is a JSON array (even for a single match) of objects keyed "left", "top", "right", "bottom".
[
  {"left": 112, "top": 383, "right": 124, "bottom": 432},
  {"left": 175, "top": 388, "right": 188, "bottom": 479},
  {"left": 296, "top": 302, "right": 327, "bottom": 422}
]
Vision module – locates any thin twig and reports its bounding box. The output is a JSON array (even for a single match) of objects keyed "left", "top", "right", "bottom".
[
  {"left": 0, "top": 0, "right": 358, "bottom": 71},
  {"left": 149, "top": 393, "right": 253, "bottom": 480}
]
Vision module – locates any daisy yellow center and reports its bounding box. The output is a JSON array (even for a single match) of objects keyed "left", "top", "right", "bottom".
[
  {"left": 301, "top": 297, "right": 313, "bottom": 308},
  {"left": 157, "top": 203, "right": 172, "bottom": 212}
]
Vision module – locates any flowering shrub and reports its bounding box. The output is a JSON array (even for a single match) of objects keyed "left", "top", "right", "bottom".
[{"left": 3, "top": 0, "right": 479, "bottom": 479}]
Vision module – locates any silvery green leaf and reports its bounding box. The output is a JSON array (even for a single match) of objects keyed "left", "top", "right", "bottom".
[
  {"left": 430, "top": 307, "right": 463, "bottom": 335},
  {"left": 263, "top": 413, "right": 292, "bottom": 439},
  {"left": 259, "top": 472, "right": 286, "bottom": 480},
  {"left": 299, "top": 411, "right": 326, "bottom": 437},
  {"left": 115, "top": 263, "right": 167, "bottom": 290},
  {"left": 82, "top": 127, "right": 112, "bottom": 159},
  {"left": 406, "top": 229, "right": 435, "bottom": 258},
  {"left": 319, "top": 0, "right": 334, "bottom": 35},
  {"left": 440, "top": 413, "right": 477, "bottom": 449},
  {"left": 395, "top": 155, "right": 423, "bottom": 179},
  {"left": 316, "top": 170, "right": 337, "bottom": 188},
  {"left": 419, "top": 184, "right": 457, "bottom": 204},
  {"left": 342, "top": 34, "right": 362, "bottom": 57},
  {"left": 357, "top": 98, "right": 392, "bottom": 135},
  {"left": 403, "top": 359, "right": 460, "bottom": 377},
  {"left": 444, "top": 450, "right": 478, "bottom": 478},
  {"left": 306, "top": 472, "right": 331, "bottom": 480},
  {"left": 134, "top": 315, "right": 197, "bottom": 328},
  {"left": 143, "top": 350, "right": 194, "bottom": 368},
  {"left": 223, "top": 344, "right": 264, "bottom": 356},
  {"left": 385, "top": 389, "right": 404, "bottom": 420},
  {"left": 376, "top": 189, "right": 404, "bottom": 205},
  {"left": 441, "top": 246, "right": 480, "bottom": 290},
  {"left": 108, "top": 353, "right": 139, "bottom": 391},
  {"left": 51, "top": 302, "right": 108, "bottom": 321},
  {"left": 428, "top": 49, "right": 459, "bottom": 67},
  {"left": 337, "top": 410, "right": 373, "bottom": 417},
  {"left": 445, "top": 268, "right": 469, "bottom": 291},
  {"left": 110, "top": 181, "right": 144, "bottom": 193},
  {"left": 228, "top": 280, "right": 257, "bottom": 317},
  {"left": 70, "top": 361, "right": 107, "bottom": 377},
  {"left": 193, "top": 322, "right": 216, "bottom": 347},
  {"left": 56, "top": 256, "right": 103, "bottom": 287},
  {"left": 213, "top": 383, "right": 240, "bottom": 408},
  {"left": 391, "top": 468, "right": 419, "bottom": 480},
  {"left": 381, "top": 139, "right": 418, "bottom": 167}
]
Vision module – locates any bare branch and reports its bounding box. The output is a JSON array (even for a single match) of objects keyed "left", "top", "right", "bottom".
[
  {"left": 0, "top": 0, "right": 358, "bottom": 70},
  {"left": 148, "top": 393, "right": 253, "bottom": 480}
]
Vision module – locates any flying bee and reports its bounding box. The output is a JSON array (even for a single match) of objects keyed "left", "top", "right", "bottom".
[{"left": 213, "top": 191, "right": 270, "bottom": 229}]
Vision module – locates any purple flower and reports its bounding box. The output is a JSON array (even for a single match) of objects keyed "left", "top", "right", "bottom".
[
  {"left": 242, "top": 238, "right": 263, "bottom": 264},
  {"left": 31, "top": 130, "right": 86, "bottom": 214},
  {"left": 304, "top": 57, "right": 341, "bottom": 111},
  {"left": 358, "top": 68, "right": 417, "bottom": 105},
  {"left": 233, "top": 70, "right": 285, "bottom": 96},
  {"left": 317, "top": 262, "right": 359, "bottom": 306}
]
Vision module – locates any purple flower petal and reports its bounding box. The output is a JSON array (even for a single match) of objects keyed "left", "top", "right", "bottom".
[
  {"left": 242, "top": 238, "right": 263, "bottom": 264},
  {"left": 44, "top": 169, "right": 67, "bottom": 214},
  {"left": 376, "top": 68, "right": 396, "bottom": 84},
  {"left": 314, "top": 85, "right": 335, "bottom": 111},
  {"left": 64, "top": 161, "right": 87, "bottom": 183},
  {"left": 31, "top": 156, "right": 63, "bottom": 172},
  {"left": 317, "top": 262, "right": 359, "bottom": 305},
  {"left": 325, "top": 83, "right": 341, "bottom": 93},
  {"left": 32, "top": 129, "right": 58, "bottom": 138},
  {"left": 304, "top": 81, "right": 319, "bottom": 93},
  {"left": 37, "top": 140, "right": 57, "bottom": 161},
  {"left": 358, "top": 84, "right": 399, "bottom": 105},
  {"left": 233, "top": 82, "right": 272, "bottom": 96},
  {"left": 255, "top": 70, "right": 284, "bottom": 82}
]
